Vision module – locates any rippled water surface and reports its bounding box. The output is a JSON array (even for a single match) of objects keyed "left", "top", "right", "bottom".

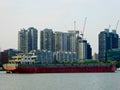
[{"left": 0, "top": 71, "right": 120, "bottom": 90}]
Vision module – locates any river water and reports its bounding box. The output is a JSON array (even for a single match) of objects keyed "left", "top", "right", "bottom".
[{"left": 0, "top": 71, "right": 120, "bottom": 90}]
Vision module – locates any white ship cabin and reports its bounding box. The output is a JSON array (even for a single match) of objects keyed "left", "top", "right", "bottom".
[
  {"left": 8, "top": 53, "right": 24, "bottom": 64},
  {"left": 21, "top": 53, "right": 37, "bottom": 64},
  {"left": 8, "top": 53, "right": 37, "bottom": 64}
]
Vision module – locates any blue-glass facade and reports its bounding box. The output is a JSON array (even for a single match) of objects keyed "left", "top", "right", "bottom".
[
  {"left": 107, "top": 49, "right": 120, "bottom": 61},
  {"left": 99, "top": 29, "right": 119, "bottom": 61}
]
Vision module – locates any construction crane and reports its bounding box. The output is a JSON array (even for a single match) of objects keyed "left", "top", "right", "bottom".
[
  {"left": 108, "top": 25, "right": 111, "bottom": 30},
  {"left": 73, "top": 21, "right": 79, "bottom": 36},
  {"left": 81, "top": 17, "right": 87, "bottom": 39},
  {"left": 74, "top": 21, "right": 76, "bottom": 31},
  {"left": 115, "top": 20, "right": 119, "bottom": 30}
]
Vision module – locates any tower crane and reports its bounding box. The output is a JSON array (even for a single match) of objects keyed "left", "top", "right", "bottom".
[
  {"left": 81, "top": 17, "right": 87, "bottom": 39},
  {"left": 108, "top": 25, "right": 111, "bottom": 30},
  {"left": 115, "top": 20, "right": 119, "bottom": 30},
  {"left": 74, "top": 21, "right": 76, "bottom": 31}
]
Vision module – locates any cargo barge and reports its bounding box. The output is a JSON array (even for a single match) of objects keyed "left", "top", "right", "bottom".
[{"left": 3, "top": 53, "right": 116, "bottom": 73}]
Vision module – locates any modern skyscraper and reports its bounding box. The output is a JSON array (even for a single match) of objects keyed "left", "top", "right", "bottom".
[
  {"left": 68, "top": 30, "right": 79, "bottom": 52},
  {"left": 54, "top": 32, "right": 70, "bottom": 52},
  {"left": 118, "top": 38, "right": 120, "bottom": 48},
  {"left": 18, "top": 28, "right": 27, "bottom": 53},
  {"left": 87, "top": 43, "right": 92, "bottom": 59},
  {"left": 18, "top": 27, "right": 38, "bottom": 53},
  {"left": 26, "top": 27, "right": 38, "bottom": 53},
  {"left": 77, "top": 38, "right": 92, "bottom": 61},
  {"left": 78, "top": 40, "right": 87, "bottom": 61},
  {"left": 40, "top": 28, "right": 54, "bottom": 51},
  {"left": 54, "top": 30, "right": 79, "bottom": 52},
  {"left": 110, "top": 30, "right": 119, "bottom": 48},
  {"left": 99, "top": 29, "right": 119, "bottom": 61},
  {"left": 40, "top": 28, "right": 92, "bottom": 62},
  {"left": 54, "top": 32, "right": 63, "bottom": 51}
]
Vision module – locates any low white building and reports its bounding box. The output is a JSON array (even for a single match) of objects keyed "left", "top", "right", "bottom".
[
  {"left": 54, "top": 51, "right": 78, "bottom": 63},
  {"left": 34, "top": 50, "right": 53, "bottom": 64}
]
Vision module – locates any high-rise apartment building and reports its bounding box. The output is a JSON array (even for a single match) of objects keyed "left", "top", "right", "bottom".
[
  {"left": 39, "top": 28, "right": 92, "bottom": 62},
  {"left": 87, "top": 43, "right": 92, "bottom": 59},
  {"left": 77, "top": 39, "right": 92, "bottom": 61},
  {"left": 54, "top": 32, "right": 64, "bottom": 51},
  {"left": 54, "top": 32, "right": 70, "bottom": 52},
  {"left": 40, "top": 28, "right": 54, "bottom": 51},
  {"left": 18, "top": 29, "right": 27, "bottom": 53},
  {"left": 78, "top": 40, "right": 87, "bottom": 61},
  {"left": 118, "top": 38, "right": 120, "bottom": 48},
  {"left": 18, "top": 27, "right": 38, "bottom": 53},
  {"left": 99, "top": 29, "right": 119, "bottom": 61},
  {"left": 54, "top": 30, "right": 79, "bottom": 52},
  {"left": 68, "top": 30, "right": 79, "bottom": 52},
  {"left": 26, "top": 27, "right": 38, "bottom": 53}
]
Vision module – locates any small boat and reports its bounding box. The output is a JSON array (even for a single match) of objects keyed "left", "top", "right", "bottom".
[
  {"left": 117, "top": 68, "right": 120, "bottom": 71},
  {"left": 0, "top": 67, "right": 3, "bottom": 71}
]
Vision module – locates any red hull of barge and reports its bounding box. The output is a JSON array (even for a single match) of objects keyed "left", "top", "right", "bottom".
[{"left": 12, "top": 66, "right": 116, "bottom": 73}]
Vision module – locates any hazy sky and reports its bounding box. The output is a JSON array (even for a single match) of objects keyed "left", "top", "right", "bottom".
[{"left": 0, "top": 0, "right": 120, "bottom": 54}]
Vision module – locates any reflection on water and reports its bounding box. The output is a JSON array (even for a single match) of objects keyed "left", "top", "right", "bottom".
[{"left": 0, "top": 71, "right": 120, "bottom": 90}]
